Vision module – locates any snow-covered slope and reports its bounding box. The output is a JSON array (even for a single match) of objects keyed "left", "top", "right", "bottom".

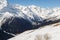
[{"left": 8, "top": 22, "right": 60, "bottom": 40}]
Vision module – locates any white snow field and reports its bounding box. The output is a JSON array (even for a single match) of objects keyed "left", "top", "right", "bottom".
[{"left": 8, "top": 22, "right": 60, "bottom": 40}]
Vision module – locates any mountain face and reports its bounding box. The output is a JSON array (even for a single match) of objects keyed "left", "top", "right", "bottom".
[
  {"left": 1, "top": 12, "right": 33, "bottom": 34},
  {"left": 0, "top": 0, "right": 60, "bottom": 40}
]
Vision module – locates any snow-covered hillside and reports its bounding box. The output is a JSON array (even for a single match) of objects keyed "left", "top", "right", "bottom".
[
  {"left": 0, "top": 0, "right": 60, "bottom": 40},
  {"left": 8, "top": 22, "right": 60, "bottom": 40}
]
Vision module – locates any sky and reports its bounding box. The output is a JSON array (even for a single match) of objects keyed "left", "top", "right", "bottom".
[{"left": 8, "top": 0, "right": 60, "bottom": 8}]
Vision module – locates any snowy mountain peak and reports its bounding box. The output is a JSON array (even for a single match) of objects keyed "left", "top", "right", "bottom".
[
  {"left": 0, "top": 0, "right": 60, "bottom": 24},
  {"left": 0, "top": 0, "right": 60, "bottom": 29}
]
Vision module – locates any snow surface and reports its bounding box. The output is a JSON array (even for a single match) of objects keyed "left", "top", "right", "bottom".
[{"left": 8, "top": 23, "right": 60, "bottom": 40}]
